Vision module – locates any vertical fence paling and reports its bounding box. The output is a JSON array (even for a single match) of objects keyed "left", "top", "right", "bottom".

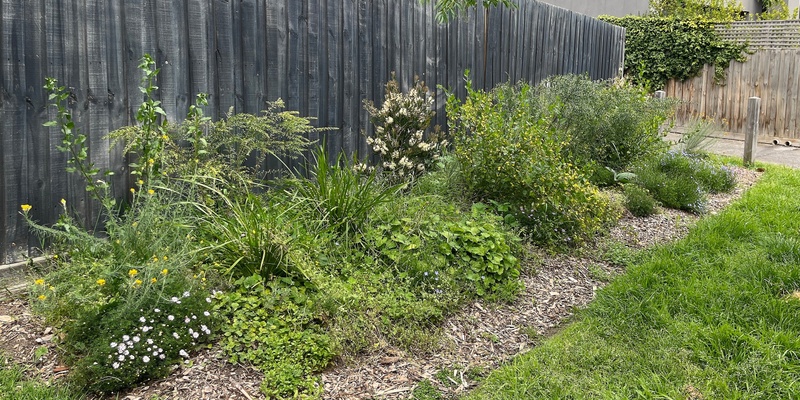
[
  {"left": 667, "top": 49, "right": 800, "bottom": 139},
  {"left": 666, "top": 20, "right": 800, "bottom": 139},
  {"left": 0, "top": 0, "right": 625, "bottom": 263}
]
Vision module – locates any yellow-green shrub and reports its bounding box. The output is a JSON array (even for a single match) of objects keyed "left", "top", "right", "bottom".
[{"left": 447, "top": 80, "right": 616, "bottom": 245}]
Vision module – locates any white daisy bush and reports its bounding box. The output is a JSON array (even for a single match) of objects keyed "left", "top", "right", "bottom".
[
  {"left": 361, "top": 73, "right": 448, "bottom": 183},
  {"left": 70, "top": 287, "right": 219, "bottom": 392}
]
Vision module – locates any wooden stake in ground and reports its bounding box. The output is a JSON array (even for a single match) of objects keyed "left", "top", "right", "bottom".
[{"left": 744, "top": 96, "right": 761, "bottom": 166}]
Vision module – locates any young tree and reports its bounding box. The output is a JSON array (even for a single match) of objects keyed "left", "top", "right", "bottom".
[{"left": 421, "top": 0, "right": 516, "bottom": 23}]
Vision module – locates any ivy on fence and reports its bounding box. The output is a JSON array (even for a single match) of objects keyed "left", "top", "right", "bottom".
[{"left": 600, "top": 16, "right": 749, "bottom": 90}]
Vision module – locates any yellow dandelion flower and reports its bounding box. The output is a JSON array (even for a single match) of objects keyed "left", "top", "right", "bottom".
[
  {"left": 34, "top": 279, "right": 45, "bottom": 286},
  {"left": 96, "top": 279, "right": 106, "bottom": 286},
  {"left": 147, "top": 158, "right": 155, "bottom": 165},
  {"left": 21, "top": 204, "right": 32, "bottom": 213},
  {"left": 161, "top": 134, "right": 169, "bottom": 140},
  {"left": 151, "top": 278, "right": 157, "bottom": 284},
  {"left": 130, "top": 188, "right": 136, "bottom": 194},
  {"left": 152, "top": 256, "right": 159, "bottom": 263},
  {"left": 161, "top": 269, "right": 168, "bottom": 276},
  {"left": 162, "top": 256, "right": 168, "bottom": 261},
  {"left": 60, "top": 198, "right": 66, "bottom": 207},
  {"left": 128, "top": 269, "right": 138, "bottom": 277},
  {"left": 137, "top": 179, "right": 144, "bottom": 186},
  {"left": 148, "top": 189, "right": 155, "bottom": 195},
  {"left": 53, "top": 254, "right": 58, "bottom": 259},
  {"left": 134, "top": 279, "right": 143, "bottom": 286},
  {"left": 38, "top": 295, "right": 47, "bottom": 301}
]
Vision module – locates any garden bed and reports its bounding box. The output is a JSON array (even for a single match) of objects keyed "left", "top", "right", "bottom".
[{"left": 0, "top": 166, "right": 761, "bottom": 400}]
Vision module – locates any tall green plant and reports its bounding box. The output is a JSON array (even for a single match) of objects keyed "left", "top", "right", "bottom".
[
  {"left": 44, "top": 78, "right": 111, "bottom": 206},
  {"left": 106, "top": 54, "right": 171, "bottom": 185}
]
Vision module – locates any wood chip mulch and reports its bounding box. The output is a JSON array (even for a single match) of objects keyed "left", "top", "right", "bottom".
[{"left": 0, "top": 166, "right": 762, "bottom": 400}]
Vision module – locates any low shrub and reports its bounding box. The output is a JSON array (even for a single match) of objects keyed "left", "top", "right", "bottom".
[
  {"left": 27, "top": 193, "right": 218, "bottom": 393},
  {"left": 65, "top": 282, "right": 217, "bottom": 392},
  {"left": 634, "top": 158, "right": 706, "bottom": 213},
  {"left": 633, "top": 151, "right": 736, "bottom": 213},
  {"left": 624, "top": 184, "right": 658, "bottom": 217},
  {"left": 447, "top": 79, "right": 616, "bottom": 245},
  {"left": 694, "top": 163, "right": 737, "bottom": 194}
]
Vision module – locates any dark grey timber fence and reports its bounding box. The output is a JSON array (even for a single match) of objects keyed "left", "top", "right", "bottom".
[{"left": 0, "top": 0, "right": 625, "bottom": 263}]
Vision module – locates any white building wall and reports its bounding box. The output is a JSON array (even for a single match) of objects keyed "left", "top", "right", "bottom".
[{"left": 788, "top": 0, "right": 800, "bottom": 16}]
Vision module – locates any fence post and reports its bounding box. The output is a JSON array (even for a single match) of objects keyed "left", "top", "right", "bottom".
[
  {"left": 744, "top": 97, "right": 761, "bottom": 166},
  {"left": 654, "top": 91, "right": 668, "bottom": 135}
]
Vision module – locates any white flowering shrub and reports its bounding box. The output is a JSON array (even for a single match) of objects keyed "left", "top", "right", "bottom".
[
  {"left": 65, "top": 283, "right": 219, "bottom": 392},
  {"left": 362, "top": 73, "right": 448, "bottom": 182}
]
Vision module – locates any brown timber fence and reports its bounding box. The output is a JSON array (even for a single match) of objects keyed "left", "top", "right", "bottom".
[
  {"left": 666, "top": 20, "right": 800, "bottom": 139},
  {"left": 0, "top": 0, "right": 625, "bottom": 263}
]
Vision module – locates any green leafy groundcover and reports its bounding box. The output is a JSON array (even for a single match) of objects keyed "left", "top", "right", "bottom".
[
  {"left": 600, "top": 16, "right": 748, "bottom": 89},
  {"left": 466, "top": 166, "right": 800, "bottom": 399}
]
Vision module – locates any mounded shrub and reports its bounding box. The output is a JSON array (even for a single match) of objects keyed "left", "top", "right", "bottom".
[
  {"left": 491, "top": 75, "right": 676, "bottom": 175},
  {"left": 633, "top": 150, "right": 736, "bottom": 213},
  {"left": 447, "top": 79, "right": 616, "bottom": 245},
  {"left": 624, "top": 184, "right": 659, "bottom": 217}
]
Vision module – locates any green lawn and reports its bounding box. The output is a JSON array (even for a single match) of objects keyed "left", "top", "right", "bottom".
[
  {"left": 465, "top": 165, "right": 800, "bottom": 399},
  {"left": 0, "top": 355, "right": 80, "bottom": 400}
]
